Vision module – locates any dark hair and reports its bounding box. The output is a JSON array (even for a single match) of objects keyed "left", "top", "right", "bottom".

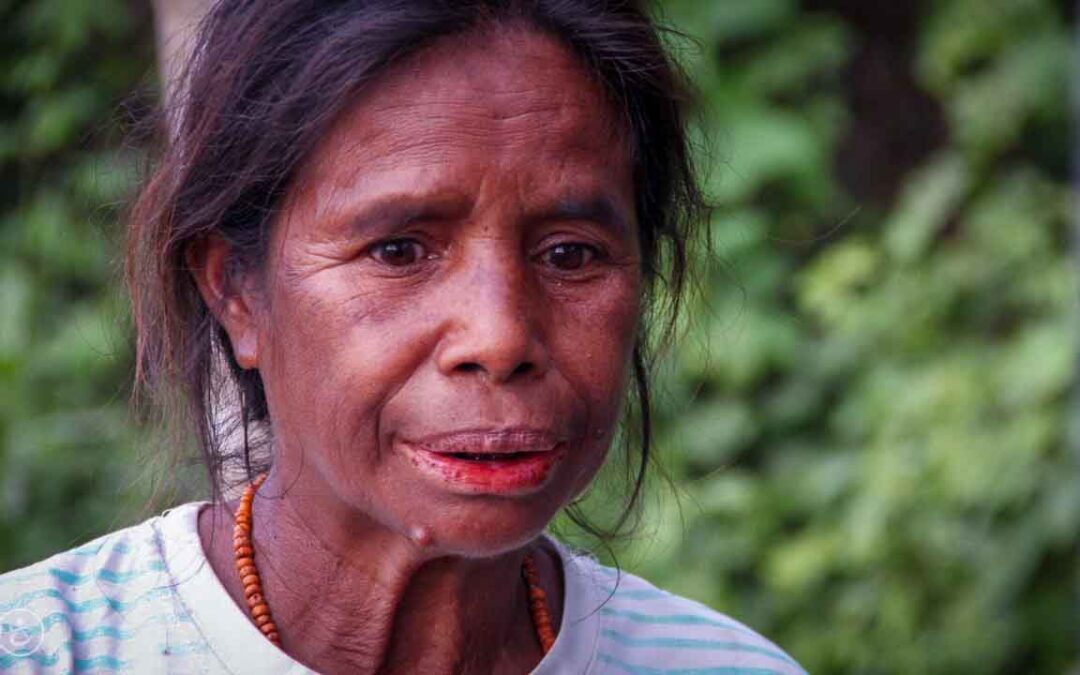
[{"left": 127, "top": 0, "right": 706, "bottom": 542}]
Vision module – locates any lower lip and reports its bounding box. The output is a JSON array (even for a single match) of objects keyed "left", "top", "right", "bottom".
[{"left": 403, "top": 445, "right": 567, "bottom": 496}]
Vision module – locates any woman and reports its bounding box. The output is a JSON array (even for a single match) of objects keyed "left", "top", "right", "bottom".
[{"left": 0, "top": 1, "right": 804, "bottom": 673}]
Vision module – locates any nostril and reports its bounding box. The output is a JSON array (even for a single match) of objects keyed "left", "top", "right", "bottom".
[{"left": 451, "top": 361, "right": 535, "bottom": 380}]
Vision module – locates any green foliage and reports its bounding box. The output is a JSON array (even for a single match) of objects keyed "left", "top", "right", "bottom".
[
  {"left": 0, "top": 1, "right": 1074, "bottom": 673},
  {"left": 0, "top": 1, "right": 159, "bottom": 567}
]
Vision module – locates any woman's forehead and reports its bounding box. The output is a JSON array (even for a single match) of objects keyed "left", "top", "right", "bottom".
[
  {"left": 368, "top": 26, "right": 620, "bottom": 128},
  {"left": 307, "top": 30, "right": 625, "bottom": 170},
  {"left": 289, "top": 28, "right": 632, "bottom": 224}
]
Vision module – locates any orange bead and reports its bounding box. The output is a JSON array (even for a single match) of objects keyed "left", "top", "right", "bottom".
[
  {"left": 243, "top": 583, "right": 262, "bottom": 598},
  {"left": 234, "top": 545, "right": 253, "bottom": 557},
  {"left": 235, "top": 557, "right": 254, "bottom": 570},
  {"left": 520, "top": 553, "right": 556, "bottom": 655},
  {"left": 251, "top": 603, "right": 270, "bottom": 619},
  {"left": 247, "top": 593, "right": 264, "bottom": 607},
  {"left": 255, "top": 613, "right": 272, "bottom": 626},
  {"left": 241, "top": 573, "right": 260, "bottom": 588},
  {"left": 260, "top": 621, "right": 278, "bottom": 635}
]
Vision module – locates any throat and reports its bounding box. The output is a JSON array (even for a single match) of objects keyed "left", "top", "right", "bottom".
[{"left": 197, "top": 498, "right": 562, "bottom": 675}]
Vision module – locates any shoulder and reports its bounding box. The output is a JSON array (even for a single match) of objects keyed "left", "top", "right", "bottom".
[
  {"left": 555, "top": 544, "right": 806, "bottom": 675},
  {"left": 0, "top": 504, "right": 206, "bottom": 672}
]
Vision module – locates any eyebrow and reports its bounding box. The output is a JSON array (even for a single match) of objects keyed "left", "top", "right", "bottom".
[
  {"left": 344, "top": 191, "right": 632, "bottom": 237},
  {"left": 346, "top": 193, "right": 473, "bottom": 234},
  {"left": 528, "top": 195, "right": 633, "bottom": 236}
]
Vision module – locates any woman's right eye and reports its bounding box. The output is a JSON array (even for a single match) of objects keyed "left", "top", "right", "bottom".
[{"left": 369, "top": 238, "right": 426, "bottom": 267}]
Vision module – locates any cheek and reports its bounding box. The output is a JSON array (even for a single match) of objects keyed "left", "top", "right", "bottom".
[
  {"left": 544, "top": 275, "right": 640, "bottom": 496},
  {"left": 546, "top": 274, "right": 641, "bottom": 404},
  {"left": 257, "top": 267, "right": 438, "bottom": 449}
]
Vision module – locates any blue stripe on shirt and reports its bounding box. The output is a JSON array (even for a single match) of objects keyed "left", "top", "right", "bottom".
[
  {"left": 600, "top": 629, "right": 801, "bottom": 669},
  {"left": 599, "top": 607, "right": 751, "bottom": 633},
  {"left": 596, "top": 652, "right": 791, "bottom": 675},
  {"left": 0, "top": 586, "right": 174, "bottom": 614}
]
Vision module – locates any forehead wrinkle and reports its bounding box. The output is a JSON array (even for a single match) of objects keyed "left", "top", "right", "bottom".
[
  {"left": 314, "top": 109, "right": 621, "bottom": 195},
  {"left": 356, "top": 101, "right": 612, "bottom": 153},
  {"left": 364, "top": 98, "right": 573, "bottom": 118}
]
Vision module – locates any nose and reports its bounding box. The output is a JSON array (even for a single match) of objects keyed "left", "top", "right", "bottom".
[{"left": 434, "top": 250, "right": 548, "bottom": 384}]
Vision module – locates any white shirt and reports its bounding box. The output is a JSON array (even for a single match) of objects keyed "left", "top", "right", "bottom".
[{"left": 0, "top": 503, "right": 804, "bottom": 673}]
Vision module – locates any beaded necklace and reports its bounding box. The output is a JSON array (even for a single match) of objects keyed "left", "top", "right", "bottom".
[{"left": 233, "top": 473, "right": 556, "bottom": 654}]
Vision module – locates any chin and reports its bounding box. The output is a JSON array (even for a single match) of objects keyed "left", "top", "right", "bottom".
[{"left": 405, "top": 496, "right": 564, "bottom": 558}]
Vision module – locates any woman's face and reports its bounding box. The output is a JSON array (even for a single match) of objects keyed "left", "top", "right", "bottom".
[{"left": 244, "top": 28, "right": 640, "bottom": 555}]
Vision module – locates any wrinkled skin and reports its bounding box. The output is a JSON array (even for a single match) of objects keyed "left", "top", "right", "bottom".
[{"left": 193, "top": 25, "right": 640, "bottom": 674}]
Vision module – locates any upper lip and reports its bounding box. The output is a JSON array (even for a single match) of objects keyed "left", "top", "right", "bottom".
[{"left": 404, "top": 428, "right": 562, "bottom": 455}]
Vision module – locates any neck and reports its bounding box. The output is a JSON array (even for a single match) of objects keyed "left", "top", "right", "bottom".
[{"left": 198, "top": 469, "right": 563, "bottom": 675}]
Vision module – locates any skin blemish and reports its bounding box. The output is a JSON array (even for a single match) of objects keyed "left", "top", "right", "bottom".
[{"left": 409, "top": 525, "right": 434, "bottom": 548}]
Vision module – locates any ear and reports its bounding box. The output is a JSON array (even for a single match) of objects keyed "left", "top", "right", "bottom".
[{"left": 186, "top": 234, "right": 262, "bottom": 370}]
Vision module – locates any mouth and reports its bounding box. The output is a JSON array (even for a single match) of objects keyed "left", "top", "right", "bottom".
[
  {"left": 442, "top": 451, "right": 545, "bottom": 462},
  {"left": 400, "top": 429, "right": 567, "bottom": 496}
]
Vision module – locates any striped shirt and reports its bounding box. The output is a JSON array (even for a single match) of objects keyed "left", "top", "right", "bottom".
[{"left": 0, "top": 502, "right": 804, "bottom": 673}]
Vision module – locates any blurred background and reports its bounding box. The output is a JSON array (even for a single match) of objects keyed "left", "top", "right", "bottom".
[{"left": 0, "top": 0, "right": 1075, "bottom": 673}]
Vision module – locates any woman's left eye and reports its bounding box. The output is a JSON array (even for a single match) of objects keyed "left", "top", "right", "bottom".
[
  {"left": 541, "top": 243, "right": 600, "bottom": 271},
  {"left": 370, "top": 238, "right": 426, "bottom": 267}
]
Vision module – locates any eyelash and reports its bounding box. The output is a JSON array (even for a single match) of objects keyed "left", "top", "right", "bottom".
[
  {"left": 369, "top": 238, "right": 429, "bottom": 267},
  {"left": 367, "top": 238, "right": 606, "bottom": 273},
  {"left": 536, "top": 242, "right": 604, "bottom": 272}
]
